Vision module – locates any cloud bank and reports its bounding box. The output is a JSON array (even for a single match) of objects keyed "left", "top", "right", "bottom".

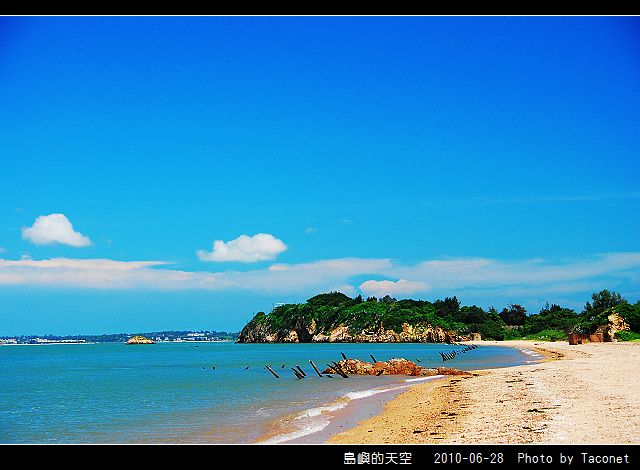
[
  {"left": 22, "top": 214, "right": 92, "bottom": 247},
  {"left": 197, "top": 233, "right": 287, "bottom": 262},
  {"left": 1, "top": 254, "right": 638, "bottom": 308},
  {"left": 359, "top": 279, "right": 429, "bottom": 297}
]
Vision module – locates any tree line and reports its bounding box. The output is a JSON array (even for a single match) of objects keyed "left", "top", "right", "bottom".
[{"left": 245, "top": 289, "right": 640, "bottom": 341}]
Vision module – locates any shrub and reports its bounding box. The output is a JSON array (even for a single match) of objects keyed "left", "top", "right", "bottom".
[{"left": 615, "top": 331, "right": 640, "bottom": 342}]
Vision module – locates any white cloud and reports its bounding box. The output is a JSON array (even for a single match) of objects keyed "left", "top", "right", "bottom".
[
  {"left": 22, "top": 214, "right": 92, "bottom": 247},
  {"left": 329, "top": 284, "right": 359, "bottom": 297},
  {"left": 387, "top": 253, "right": 640, "bottom": 289},
  {"left": 0, "top": 257, "right": 207, "bottom": 289},
  {"left": 197, "top": 233, "right": 287, "bottom": 262},
  {"left": 0, "top": 247, "right": 5, "bottom": 253},
  {"left": 0, "top": 258, "right": 162, "bottom": 270},
  {"left": 359, "top": 279, "right": 429, "bottom": 298},
  {"left": 0, "top": 256, "right": 390, "bottom": 293},
  {"left": 250, "top": 258, "right": 392, "bottom": 293},
  {"left": 305, "top": 227, "right": 318, "bottom": 235},
  {"left": 0, "top": 253, "right": 638, "bottom": 309}
]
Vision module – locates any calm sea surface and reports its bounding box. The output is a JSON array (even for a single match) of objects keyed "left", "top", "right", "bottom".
[{"left": 0, "top": 342, "right": 535, "bottom": 443}]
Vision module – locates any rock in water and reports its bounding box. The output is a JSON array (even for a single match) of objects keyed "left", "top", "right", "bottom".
[
  {"left": 321, "top": 358, "right": 470, "bottom": 377},
  {"left": 126, "top": 335, "right": 155, "bottom": 345}
]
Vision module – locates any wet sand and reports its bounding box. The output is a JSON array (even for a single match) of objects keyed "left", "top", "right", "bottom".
[{"left": 328, "top": 340, "right": 640, "bottom": 444}]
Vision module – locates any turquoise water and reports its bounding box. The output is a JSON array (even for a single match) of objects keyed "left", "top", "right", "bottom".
[{"left": 0, "top": 342, "right": 534, "bottom": 443}]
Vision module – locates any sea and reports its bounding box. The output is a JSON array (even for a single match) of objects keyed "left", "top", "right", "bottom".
[{"left": 0, "top": 342, "right": 537, "bottom": 444}]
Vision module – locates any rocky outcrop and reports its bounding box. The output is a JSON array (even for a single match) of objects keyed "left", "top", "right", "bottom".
[
  {"left": 322, "top": 357, "right": 470, "bottom": 377},
  {"left": 237, "top": 321, "right": 459, "bottom": 344},
  {"left": 126, "top": 335, "right": 155, "bottom": 345},
  {"left": 606, "top": 312, "right": 630, "bottom": 341},
  {"left": 236, "top": 322, "right": 279, "bottom": 343},
  {"left": 570, "top": 310, "right": 631, "bottom": 344}
]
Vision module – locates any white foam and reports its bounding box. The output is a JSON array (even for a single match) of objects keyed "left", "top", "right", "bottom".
[
  {"left": 404, "top": 374, "right": 445, "bottom": 383},
  {"left": 261, "top": 418, "right": 330, "bottom": 444},
  {"left": 345, "top": 386, "right": 405, "bottom": 400},
  {"left": 295, "top": 385, "right": 408, "bottom": 421},
  {"left": 266, "top": 383, "right": 412, "bottom": 443},
  {"left": 521, "top": 349, "right": 541, "bottom": 357},
  {"left": 294, "top": 400, "right": 348, "bottom": 419}
]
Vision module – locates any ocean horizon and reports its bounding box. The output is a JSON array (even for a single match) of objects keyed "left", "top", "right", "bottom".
[{"left": 0, "top": 341, "right": 535, "bottom": 444}]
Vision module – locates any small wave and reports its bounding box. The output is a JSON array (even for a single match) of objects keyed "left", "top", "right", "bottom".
[
  {"left": 521, "top": 349, "right": 541, "bottom": 357},
  {"left": 294, "top": 400, "right": 349, "bottom": 419},
  {"left": 261, "top": 419, "right": 330, "bottom": 444},
  {"left": 294, "top": 385, "right": 408, "bottom": 420},
  {"left": 345, "top": 386, "right": 405, "bottom": 400},
  {"left": 404, "top": 374, "right": 445, "bottom": 383},
  {"left": 265, "top": 384, "right": 411, "bottom": 443}
]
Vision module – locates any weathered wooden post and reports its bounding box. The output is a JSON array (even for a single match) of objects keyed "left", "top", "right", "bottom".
[
  {"left": 331, "top": 361, "right": 349, "bottom": 378},
  {"left": 327, "top": 363, "right": 348, "bottom": 378},
  {"left": 309, "top": 360, "right": 323, "bottom": 377}
]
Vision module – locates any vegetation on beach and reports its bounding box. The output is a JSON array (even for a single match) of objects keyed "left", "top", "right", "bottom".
[
  {"left": 615, "top": 331, "right": 640, "bottom": 342},
  {"left": 242, "top": 290, "right": 640, "bottom": 342}
]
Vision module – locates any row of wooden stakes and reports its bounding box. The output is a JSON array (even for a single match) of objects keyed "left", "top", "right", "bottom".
[
  {"left": 265, "top": 352, "right": 363, "bottom": 380},
  {"left": 265, "top": 359, "right": 348, "bottom": 380},
  {"left": 265, "top": 344, "right": 479, "bottom": 378}
]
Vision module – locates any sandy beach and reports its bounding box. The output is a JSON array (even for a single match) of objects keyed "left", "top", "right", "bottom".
[{"left": 328, "top": 340, "right": 640, "bottom": 444}]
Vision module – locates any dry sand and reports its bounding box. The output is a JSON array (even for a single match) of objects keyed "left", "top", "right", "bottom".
[{"left": 328, "top": 340, "right": 640, "bottom": 444}]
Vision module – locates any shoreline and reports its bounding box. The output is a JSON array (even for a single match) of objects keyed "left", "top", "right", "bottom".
[
  {"left": 328, "top": 340, "right": 640, "bottom": 444},
  {"left": 255, "top": 342, "right": 534, "bottom": 445},
  {"left": 256, "top": 375, "right": 445, "bottom": 444}
]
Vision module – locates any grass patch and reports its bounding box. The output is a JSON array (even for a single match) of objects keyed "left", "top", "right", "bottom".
[{"left": 615, "top": 331, "right": 640, "bottom": 342}]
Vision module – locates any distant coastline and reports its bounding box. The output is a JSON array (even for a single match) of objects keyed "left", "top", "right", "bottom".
[
  {"left": 1, "top": 341, "right": 95, "bottom": 346},
  {"left": 0, "top": 329, "right": 238, "bottom": 346},
  {"left": 0, "top": 339, "right": 234, "bottom": 346},
  {"left": 0, "top": 339, "right": 235, "bottom": 346}
]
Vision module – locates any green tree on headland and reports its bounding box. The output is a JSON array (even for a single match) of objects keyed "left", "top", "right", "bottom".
[
  {"left": 583, "top": 289, "right": 624, "bottom": 319},
  {"left": 613, "top": 301, "right": 640, "bottom": 331},
  {"left": 575, "top": 289, "right": 626, "bottom": 334},
  {"left": 238, "top": 290, "right": 640, "bottom": 343},
  {"left": 434, "top": 296, "right": 460, "bottom": 318},
  {"left": 499, "top": 304, "right": 527, "bottom": 326}
]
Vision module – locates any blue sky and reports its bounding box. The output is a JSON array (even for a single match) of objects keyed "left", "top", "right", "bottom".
[{"left": 1, "top": 16, "right": 639, "bottom": 335}]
